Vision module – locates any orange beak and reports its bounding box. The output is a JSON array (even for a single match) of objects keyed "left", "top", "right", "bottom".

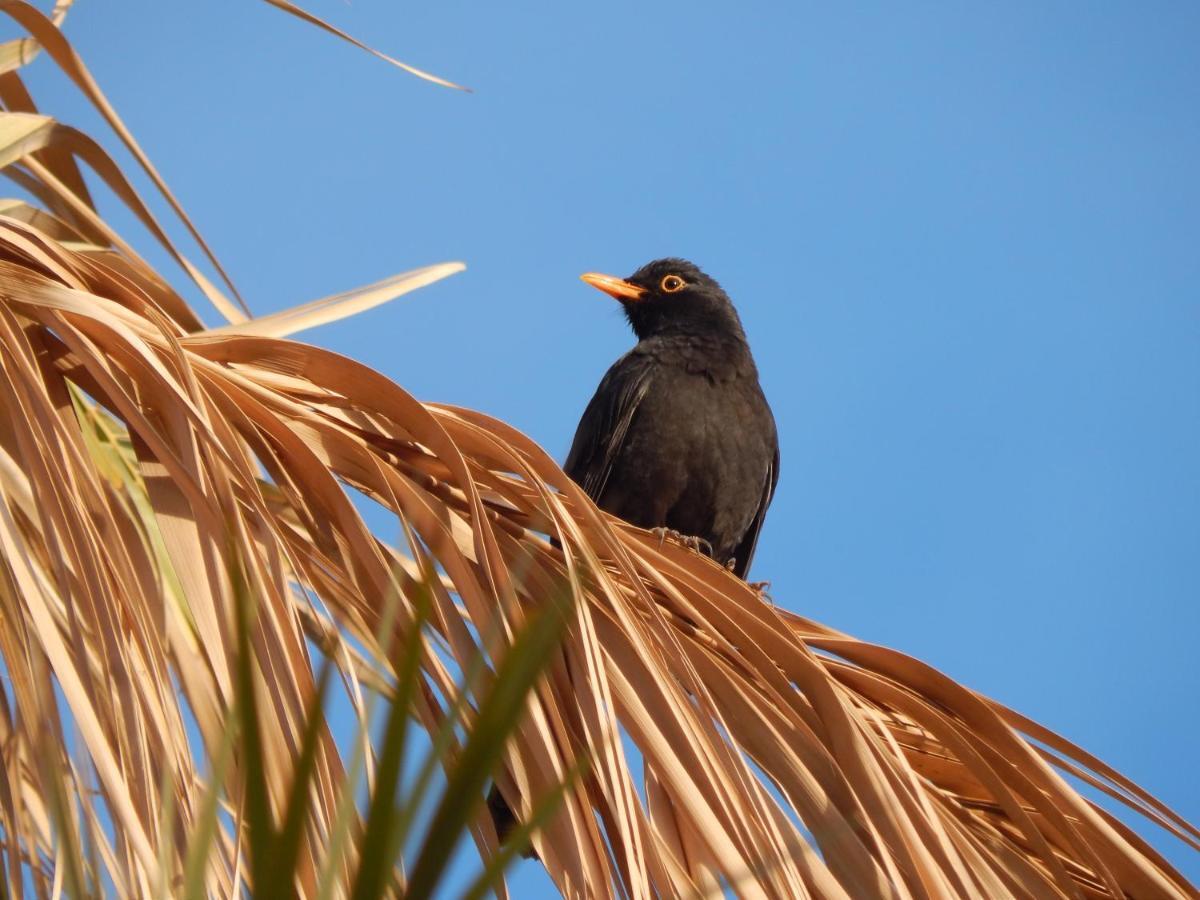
[{"left": 580, "top": 272, "right": 646, "bottom": 302}]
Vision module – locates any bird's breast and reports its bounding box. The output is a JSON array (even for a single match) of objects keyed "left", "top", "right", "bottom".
[{"left": 600, "top": 365, "right": 774, "bottom": 560}]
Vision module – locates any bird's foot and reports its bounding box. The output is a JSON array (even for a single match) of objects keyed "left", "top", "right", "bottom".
[
  {"left": 749, "top": 580, "right": 773, "bottom": 601},
  {"left": 651, "top": 527, "right": 714, "bottom": 558}
]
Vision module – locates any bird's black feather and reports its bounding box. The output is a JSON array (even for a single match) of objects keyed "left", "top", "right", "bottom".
[
  {"left": 563, "top": 349, "right": 655, "bottom": 500},
  {"left": 727, "top": 443, "right": 779, "bottom": 578}
]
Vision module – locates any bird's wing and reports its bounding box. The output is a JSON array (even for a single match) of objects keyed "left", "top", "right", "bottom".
[
  {"left": 563, "top": 350, "right": 655, "bottom": 502},
  {"left": 730, "top": 441, "right": 780, "bottom": 579}
]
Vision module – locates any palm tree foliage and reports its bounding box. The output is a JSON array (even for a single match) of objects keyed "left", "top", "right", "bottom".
[{"left": 0, "top": 2, "right": 1194, "bottom": 897}]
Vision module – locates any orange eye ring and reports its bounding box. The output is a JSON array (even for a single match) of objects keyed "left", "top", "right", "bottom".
[{"left": 660, "top": 274, "right": 686, "bottom": 293}]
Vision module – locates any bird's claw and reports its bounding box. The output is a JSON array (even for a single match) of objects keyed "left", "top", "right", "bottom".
[
  {"left": 749, "top": 580, "right": 773, "bottom": 601},
  {"left": 651, "top": 527, "right": 714, "bottom": 558}
]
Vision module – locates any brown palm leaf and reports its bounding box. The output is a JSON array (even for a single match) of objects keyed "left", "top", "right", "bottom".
[{"left": 0, "top": 6, "right": 1194, "bottom": 899}]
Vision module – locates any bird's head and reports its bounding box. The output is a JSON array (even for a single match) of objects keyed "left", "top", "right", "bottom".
[{"left": 580, "top": 258, "right": 746, "bottom": 342}]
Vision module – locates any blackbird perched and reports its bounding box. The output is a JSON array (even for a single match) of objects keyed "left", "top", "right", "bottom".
[
  {"left": 565, "top": 258, "right": 779, "bottom": 575},
  {"left": 489, "top": 259, "right": 778, "bottom": 854}
]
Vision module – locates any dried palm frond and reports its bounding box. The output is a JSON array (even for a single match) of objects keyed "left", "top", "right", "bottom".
[{"left": 0, "top": 6, "right": 1193, "bottom": 899}]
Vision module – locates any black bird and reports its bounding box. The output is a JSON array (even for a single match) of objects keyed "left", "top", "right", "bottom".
[
  {"left": 566, "top": 258, "right": 779, "bottom": 576},
  {"left": 489, "top": 259, "right": 778, "bottom": 854}
]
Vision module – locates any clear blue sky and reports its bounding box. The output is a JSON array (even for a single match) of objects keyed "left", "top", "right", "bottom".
[{"left": 25, "top": 0, "right": 1199, "bottom": 893}]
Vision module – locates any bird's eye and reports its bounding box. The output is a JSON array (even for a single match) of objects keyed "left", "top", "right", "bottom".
[{"left": 660, "top": 274, "right": 686, "bottom": 293}]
